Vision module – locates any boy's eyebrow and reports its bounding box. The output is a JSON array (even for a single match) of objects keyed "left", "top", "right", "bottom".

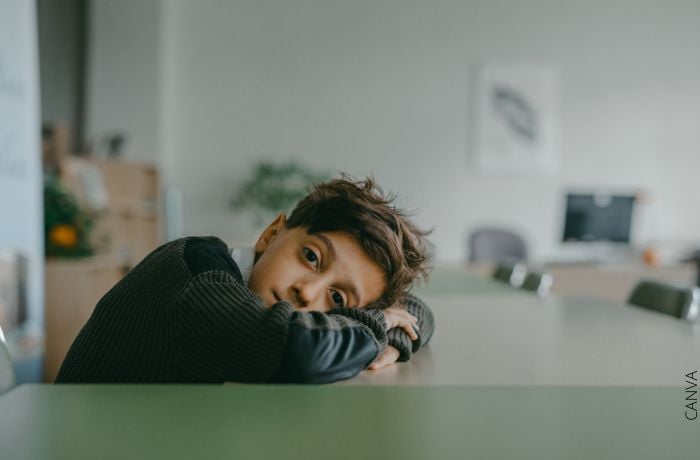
[
  {"left": 314, "top": 233, "right": 362, "bottom": 305},
  {"left": 314, "top": 233, "right": 337, "bottom": 261}
]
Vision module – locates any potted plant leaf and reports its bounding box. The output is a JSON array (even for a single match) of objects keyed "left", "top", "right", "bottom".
[
  {"left": 43, "top": 178, "right": 94, "bottom": 258},
  {"left": 230, "top": 160, "right": 330, "bottom": 225}
]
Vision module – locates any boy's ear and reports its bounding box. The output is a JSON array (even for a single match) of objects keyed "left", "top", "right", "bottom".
[{"left": 254, "top": 213, "right": 287, "bottom": 253}]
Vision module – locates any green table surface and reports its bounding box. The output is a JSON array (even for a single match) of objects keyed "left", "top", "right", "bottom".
[
  {"left": 1, "top": 384, "right": 697, "bottom": 459},
  {"left": 412, "top": 269, "right": 520, "bottom": 296}
]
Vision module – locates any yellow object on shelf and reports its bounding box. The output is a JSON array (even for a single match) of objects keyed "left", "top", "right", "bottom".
[{"left": 49, "top": 225, "right": 78, "bottom": 248}]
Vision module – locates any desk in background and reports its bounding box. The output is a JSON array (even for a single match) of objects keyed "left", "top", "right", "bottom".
[
  {"left": 544, "top": 262, "right": 696, "bottom": 303},
  {"left": 460, "top": 262, "right": 696, "bottom": 303}
]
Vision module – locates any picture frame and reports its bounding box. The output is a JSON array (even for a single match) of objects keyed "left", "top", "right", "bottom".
[{"left": 473, "top": 64, "right": 559, "bottom": 174}]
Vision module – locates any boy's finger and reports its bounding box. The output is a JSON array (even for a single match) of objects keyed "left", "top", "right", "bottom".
[
  {"left": 370, "top": 347, "right": 399, "bottom": 369},
  {"left": 372, "top": 356, "right": 389, "bottom": 369},
  {"left": 403, "top": 323, "right": 418, "bottom": 340}
]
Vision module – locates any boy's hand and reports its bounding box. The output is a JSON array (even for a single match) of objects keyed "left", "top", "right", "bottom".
[
  {"left": 369, "top": 346, "right": 400, "bottom": 370},
  {"left": 367, "top": 306, "right": 418, "bottom": 370},
  {"left": 382, "top": 306, "right": 419, "bottom": 341}
]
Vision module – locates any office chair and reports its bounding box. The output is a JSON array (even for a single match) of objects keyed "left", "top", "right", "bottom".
[
  {"left": 682, "top": 249, "right": 700, "bottom": 287},
  {"left": 0, "top": 325, "right": 17, "bottom": 395},
  {"left": 492, "top": 261, "right": 527, "bottom": 288},
  {"left": 521, "top": 271, "right": 553, "bottom": 298},
  {"left": 469, "top": 227, "right": 528, "bottom": 263},
  {"left": 627, "top": 280, "right": 700, "bottom": 321}
]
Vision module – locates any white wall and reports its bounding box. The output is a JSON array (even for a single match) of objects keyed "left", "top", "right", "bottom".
[
  {"left": 86, "top": 0, "right": 161, "bottom": 163},
  {"left": 0, "top": 0, "right": 44, "bottom": 327},
  {"left": 100, "top": 0, "right": 700, "bottom": 263}
]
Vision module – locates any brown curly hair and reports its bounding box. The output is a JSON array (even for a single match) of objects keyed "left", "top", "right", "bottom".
[{"left": 285, "top": 174, "right": 432, "bottom": 308}]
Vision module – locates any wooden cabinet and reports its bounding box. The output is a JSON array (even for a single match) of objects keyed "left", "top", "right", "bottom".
[{"left": 43, "top": 255, "right": 124, "bottom": 382}]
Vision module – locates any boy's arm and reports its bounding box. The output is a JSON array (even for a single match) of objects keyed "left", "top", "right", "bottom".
[
  {"left": 384, "top": 293, "right": 434, "bottom": 362},
  {"left": 177, "top": 237, "right": 388, "bottom": 384}
]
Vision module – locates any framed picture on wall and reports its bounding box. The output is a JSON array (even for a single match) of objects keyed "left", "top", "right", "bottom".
[{"left": 473, "top": 64, "right": 559, "bottom": 174}]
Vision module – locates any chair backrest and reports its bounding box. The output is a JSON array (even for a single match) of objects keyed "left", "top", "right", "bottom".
[
  {"left": 0, "top": 325, "right": 17, "bottom": 395},
  {"left": 492, "top": 261, "right": 527, "bottom": 287},
  {"left": 469, "top": 228, "right": 528, "bottom": 263},
  {"left": 520, "top": 272, "right": 553, "bottom": 298},
  {"left": 627, "top": 280, "right": 700, "bottom": 321}
]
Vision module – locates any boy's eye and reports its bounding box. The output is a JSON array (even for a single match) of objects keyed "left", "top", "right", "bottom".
[
  {"left": 303, "top": 247, "right": 318, "bottom": 267},
  {"left": 330, "top": 290, "right": 345, "bottom": 307}
]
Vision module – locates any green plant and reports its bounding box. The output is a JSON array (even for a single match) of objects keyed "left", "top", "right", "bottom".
[
  {"left": 43, "top": 178, "right": 94, "bottom": 257},
  {"left": 230, "top": 160, "right": 330, "bottom": 224}
]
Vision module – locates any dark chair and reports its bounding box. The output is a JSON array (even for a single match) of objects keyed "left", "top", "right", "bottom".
[
  {"left": 0, "top": 325, "right": 16, "bottom": 395},
  {"left": 682, "top": 249, "right": 700, "bottom": 287},
  {"left": 469, "top": 228, "right": 528, "bottom": 264},
  {"left": 521, "top": 271, "right": 553, "bottom": 298},
  {"left": 627, "top": 280, "right": 700, "bottom": 321},
  {"left": 492, "top": 261, "right": 527, "bottom": 287}
]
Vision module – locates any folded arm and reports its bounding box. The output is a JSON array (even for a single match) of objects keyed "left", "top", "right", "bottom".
[
  {"left": 177, "top": 237, "right": 388, "bottom": 384},
  {"left": 178, "top": 278, "right": 388, "bottom": 384}
]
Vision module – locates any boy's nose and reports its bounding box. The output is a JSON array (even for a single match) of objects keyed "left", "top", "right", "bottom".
[{"left": 290, "top": 279, "right": 325, "bottom": 310}]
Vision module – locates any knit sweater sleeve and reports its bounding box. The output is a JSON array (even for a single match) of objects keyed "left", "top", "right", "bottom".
[
  {"left": 174, "top": 269, "right": 293, "bottom": 383},
  {"left": 384, "top": 293, "right": 435, "bottom": 362}
]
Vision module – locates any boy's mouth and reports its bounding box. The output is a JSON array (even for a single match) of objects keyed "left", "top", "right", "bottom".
[{"left": 272, "top": 291, "right": 282, "bottom": 303}]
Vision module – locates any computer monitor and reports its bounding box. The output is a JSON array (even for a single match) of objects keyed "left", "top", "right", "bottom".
[{"left": 562, "top": 193, "right": 636, "bottom": 243}]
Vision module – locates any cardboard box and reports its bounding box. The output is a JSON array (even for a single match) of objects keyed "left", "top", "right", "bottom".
[
  {"left": 91, "top": 213, "right": 160, "bottom": 266},
  {"left": 125, "top": 216, "right": 160, "bottom": 264},
  {"left": 94, "top": 160, "right": 159, "bottom": 206},
  {"left": 59, "top": 157, "right": 162, "bottom": 266}
]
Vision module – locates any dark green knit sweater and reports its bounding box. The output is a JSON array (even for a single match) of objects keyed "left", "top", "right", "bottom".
[{"left": 55, "top": 236, "right": 433, "bottom": 384}]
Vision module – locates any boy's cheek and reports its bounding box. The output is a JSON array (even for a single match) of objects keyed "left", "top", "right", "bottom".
[{"left": 246, "top": 282, "right": 273, "bottom": 308}]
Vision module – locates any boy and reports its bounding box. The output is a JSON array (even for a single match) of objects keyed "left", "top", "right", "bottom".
[{"left": 56, "top": 176, "right": 434, "bottom": 384}]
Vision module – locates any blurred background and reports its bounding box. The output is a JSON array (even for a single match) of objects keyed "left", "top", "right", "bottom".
[{"left": 2, "top": 0, "right": 700, "bottom": 383}]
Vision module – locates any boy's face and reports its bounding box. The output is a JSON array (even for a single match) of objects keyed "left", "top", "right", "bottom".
[{"left": 248, "top": 213, "right": 386, "bottom": 312}]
